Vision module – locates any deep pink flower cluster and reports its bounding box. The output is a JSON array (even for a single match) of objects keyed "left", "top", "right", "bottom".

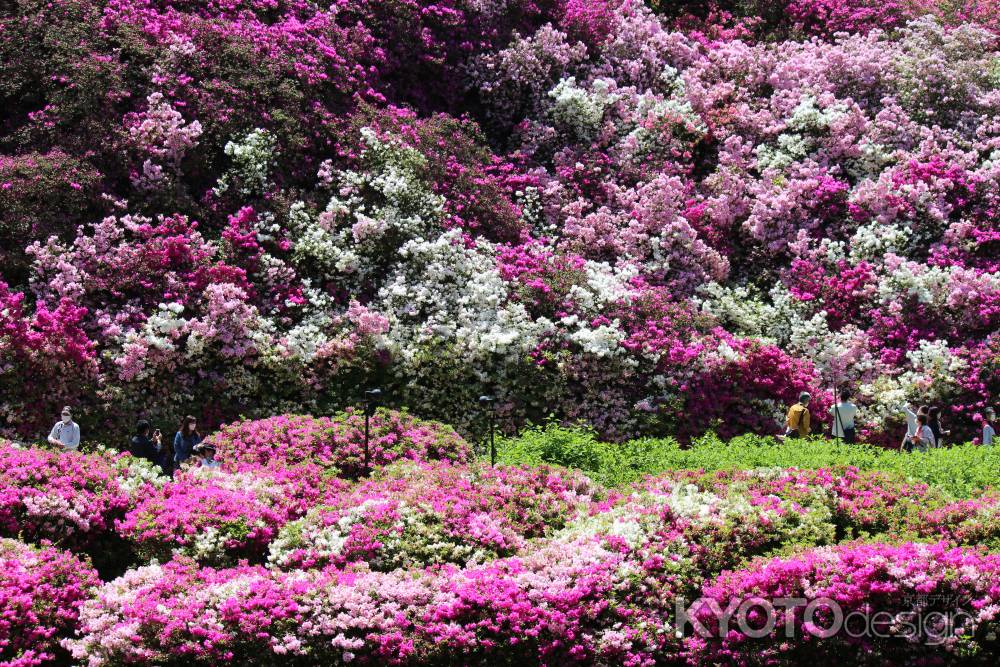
[
  {"left": 684, "top": 541, "right": 1000, "bottom": 663},
  {"left": 116, "top": 464, "right": 341, "bottom": 566},
  {"left": 0, "top": 444, "right": 131, "bottom": 551},
  {"left": 207, "top": 409, "right": 472, "bottom": 477},
  {"left": 0, "top": 538, "right": 99, "bottom": 667},
  {"left": 68, "top": 540, "right": 677, "bottom": 666}
]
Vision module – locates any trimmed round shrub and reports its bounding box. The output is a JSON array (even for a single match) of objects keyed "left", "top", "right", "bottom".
[
  {"left": 0, "top": 444, "right": 131, "bottom": 549},
  {"left": 206, "top": 409, "right": 472, "bottom": 477},
  {"left": 0, "top": 538, "right": 99, "bottom": 667},
  {"left": 117, "top": 464, "right": 345, "bottom": 566},
  {"left": 269, "top": 460, "right": 604, "bottom": 570}
]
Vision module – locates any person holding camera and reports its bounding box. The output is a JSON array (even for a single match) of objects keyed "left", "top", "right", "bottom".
[
  {"left": 784, "top": 393, "right": 812, "bottom": 438},
  {"left": 129, "top": 420, "right": 162, "bottom": 466}
]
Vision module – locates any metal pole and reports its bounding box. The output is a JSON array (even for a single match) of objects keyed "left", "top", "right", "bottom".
[
  {"left": 479, "top": 394, "right": 496, "bottom": 466},
  {"left": 364, "top": 409, "right": 370, "bottom": 477},
  {"left": 362, "top": 388, "right": 381, "bottom": 478},
  {"left": 489, "top": 408, "right": 496, "bottom": 467}
]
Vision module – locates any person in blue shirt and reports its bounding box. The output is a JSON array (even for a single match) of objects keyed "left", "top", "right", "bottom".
[{"left": 173, "top": 415, "right": 202, "bottom": 467}]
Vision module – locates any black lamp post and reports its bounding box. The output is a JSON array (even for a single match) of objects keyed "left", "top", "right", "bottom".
[
  {"left": 362, "top": 388, "right": 382, "bottom": 476},
  {"left": 479, "top": 395, "right": 496, "bottom": 466}
]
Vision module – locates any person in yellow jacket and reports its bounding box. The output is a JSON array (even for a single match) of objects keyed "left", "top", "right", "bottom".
[{"left": 785, "top": 392, "right": 811, "bottom": 438}]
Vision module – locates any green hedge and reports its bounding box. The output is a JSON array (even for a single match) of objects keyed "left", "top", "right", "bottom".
[{"left": 496, "top": 426, "right": 1000, "bottom": 497}]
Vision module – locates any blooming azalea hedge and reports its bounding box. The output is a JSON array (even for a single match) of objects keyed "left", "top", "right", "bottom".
[
  {"left": 5, "top": 416, "right": 1000, "bottom": 663},
  {"left": 207, "top": 409, "right": 473, "bottom": 475}
]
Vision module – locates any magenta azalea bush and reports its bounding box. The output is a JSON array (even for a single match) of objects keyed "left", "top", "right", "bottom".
[
  {"left": 207, "top": 409, "right": 472, "bottom": 476},
  {"left": 67, "top": 541, "right": 677, "bottom": 666},
  {"left": 0, "top": 443, "right": 137, "bottom": 550},
  {"left": 913, "top": 493, "right": 1000, "bottom": 550},
  {"left": 117, "top": 465, "right": 341, "bottom": 566},
  {"left": 0, "top": 538, "right": 99, "bottom": 667},
  {"left": 684, "top": 541, "right": 1000, "bottom": 664}
]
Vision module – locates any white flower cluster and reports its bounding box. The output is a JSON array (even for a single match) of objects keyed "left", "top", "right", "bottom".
[
  {"left": 877, "top": 257, "right": 955, "bottom": 306},
  {"left": 288, "top": 128, "right": 445, "bottom": 287},
  {"left": 755, "top": 95, "right": 848, "bottom": 171},
  {"left": 214, "top": 128, "right": 277, "bottom": 196},
  {"left": 377, "top": 230, "right": 548, "bottom": 365},
  {"left": 847, "top": 222, "right": 911, "bottom": 262},
  {"left": 548, "top": 77, "right": 618, "bottom": 141},
  {"left": 269, "top": 499, "right": 387, "bottom": 570}
]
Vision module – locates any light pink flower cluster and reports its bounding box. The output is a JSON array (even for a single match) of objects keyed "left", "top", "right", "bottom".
[{"left": 269, "top": 460, "right": 603, "bottom": 570}]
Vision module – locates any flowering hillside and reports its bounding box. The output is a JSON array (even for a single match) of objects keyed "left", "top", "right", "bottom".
[{"left": 1, "top": 0, "right": 998, "bottom": 445}]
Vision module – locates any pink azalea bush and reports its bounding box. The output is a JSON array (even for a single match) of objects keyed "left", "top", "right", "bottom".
[
  {"left": 663, "top": 466, "right": 948, "bottom": 537},
  {"left": 568, "top": 476, "right": 837, "bottom": 585},
  {"left": 0, "top": 538, "right": 99, "bottom": 667},
  {"left": 117, "top": 464, "right": 344, "bottom": 566},
  {"left": 684, "top": 542, "right": 1000, "bottom": 664},
  {"left": 207, "top": 409, "right": 472, "bottom": 477},
  {"left": 912, "top": 493, "right": 1000, "bottom": 550},
  {"left": 0, "top": 444, "right": 132, "bottom": 550},
  {"left": 35, "top": 456, "right": 1000, "bottom": 665},
  {"left": 68, "top": 540, "right": 677, "bottom": 666},
  {"left": 268, "top": 460, "right": 604, "bottom": 570}
]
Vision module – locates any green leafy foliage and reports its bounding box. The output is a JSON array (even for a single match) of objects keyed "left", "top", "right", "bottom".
[{"left": 499, "top": 426, "right": 999, "bottom": 497}]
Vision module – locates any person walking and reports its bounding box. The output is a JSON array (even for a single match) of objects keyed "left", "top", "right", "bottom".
[
  {"left": 830, "top": 389, "right": 858, "bottom": 443},
  {"left": 47, "top": 406, "right": 81, "bottom": 452},
  {"left": 983, "top": 408, "right": 996, "bottom": 446},
  {"left": 909, "top": 413, "right": 936, "bottom": 453},
  {"left": 927, "top": 406, "right": 949, "bottom": 448},
  {"left": 900, "top": 401, "right": 919, "bottom": 451},
  {"left": 173, "top": 415, "right": 202, "bottom": 468},
  {"left": 785, "top": 392, "right": 812, "bottom": 438}
]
